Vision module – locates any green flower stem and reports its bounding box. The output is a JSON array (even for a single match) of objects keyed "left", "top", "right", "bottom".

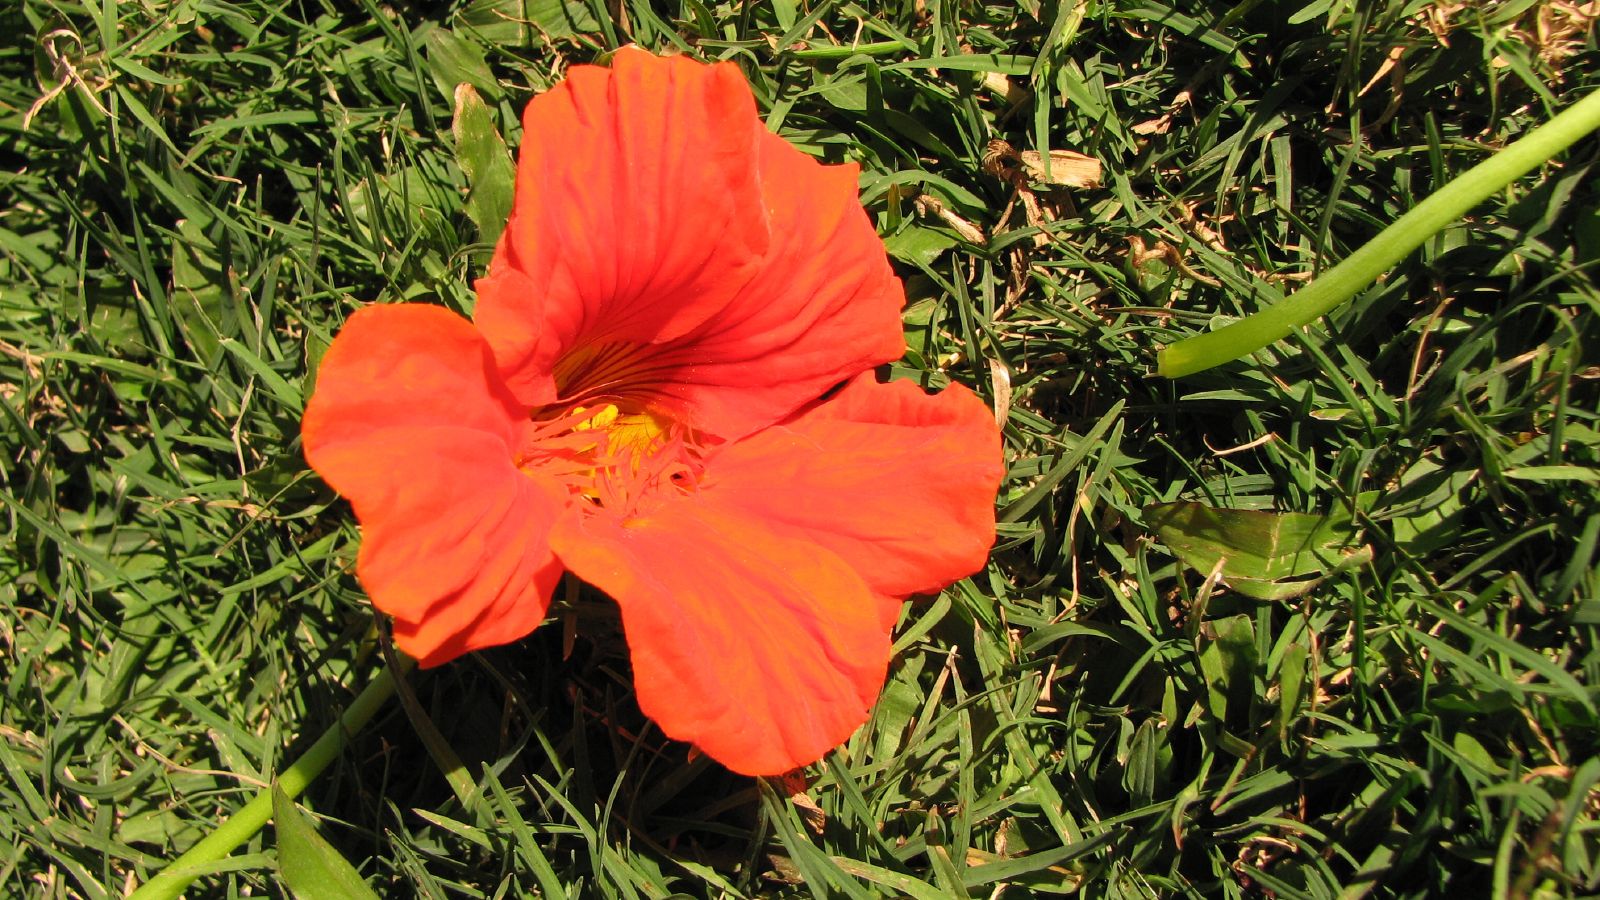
[
  {"left": 1157, "top": 87, "right": 1600, "bottom": 378},
  {"left": 129, "top": 657, "right": 414, "bottom": 900}
]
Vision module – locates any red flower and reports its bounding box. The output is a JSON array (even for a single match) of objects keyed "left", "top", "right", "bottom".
[{"left": 302, "top": 49, "right": 1002, "bottom": 775}]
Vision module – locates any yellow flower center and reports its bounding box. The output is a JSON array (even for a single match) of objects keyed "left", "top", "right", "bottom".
[
  {"left": 571, "top": 403, "right": 671, "bottom": 465},
  {"left": 518, "top": 400, "right": 698, "bottom": 515}
]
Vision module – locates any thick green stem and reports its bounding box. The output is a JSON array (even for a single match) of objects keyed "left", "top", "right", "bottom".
[
  {"left": 1157, "top": 87, "right": 1600, "bottom": 378},
  {"left": 128, "top": 658, "right": 412, "bottom": 900}
]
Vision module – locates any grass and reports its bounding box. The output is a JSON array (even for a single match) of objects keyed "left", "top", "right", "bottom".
[{"left": 2, "top": 0, "right": 1598, "bottom": 896}]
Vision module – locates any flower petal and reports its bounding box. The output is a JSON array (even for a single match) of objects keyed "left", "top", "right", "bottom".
[
  {"left": 550, "top": 504, "right": 891, "bottom": 776},
  {"left": 632, "top": 135, "right": 906, "bottom": 438},
  {"left": 302, "top": 305, "right": 565, "bottom": 666},
  {"left": 304, "top": 304, "right": 529, "bottom": 445},
  {"left": 476, "top": 49, "right": 905, "bottom": 439},
  {"left": 700, "top": 373, "right": 1003, "bottom": 612},
  {"left": 476, "top": 48, "right": 769, "bottom": 406}
]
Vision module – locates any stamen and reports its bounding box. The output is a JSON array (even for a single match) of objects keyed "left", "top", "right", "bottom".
[{"left": 516, "top": 398, "right": 702, "bottom": 517}]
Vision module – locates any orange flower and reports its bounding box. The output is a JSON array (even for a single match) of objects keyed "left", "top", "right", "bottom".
[{"left": 302, "top": 49, "right": 1003, "bottom": 775}]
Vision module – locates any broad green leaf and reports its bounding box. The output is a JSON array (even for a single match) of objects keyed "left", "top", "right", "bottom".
[
  {"left": 171, "top": 218, "right": 226, "bottom": 366},
  {"left": 458, "top": 0, "right": 598, "bottom": 42},
  {"left": 1503, "top": 465, "right": 1600, "bottom": 483},
  {"left": 273, "top": 785, "right": 380, "bottom": 900},
  {"left": 830, "top": 856, "right": 954, "bottom": 900},
  {"left": 771, "top": 0, "right": 797, "bottom": 29},
  {"left": 886, "top": 54, "right": 1038, "bottom": 75},
  {"left": 1121, "top": 718, "right": 1164, "bottom": 804},
  {"left": 1451, "top": 732, "right": 1505, "bottom": 776},
  {"left": 1274, "top": 641, "right": 1308, "bottom": 740},
  {"left": 1144, "top": 501, "right": 1371, "bottom": 600},
  {"left": 1197, "top": 614, "right": 1256, "bottom": 722},
  {"left": 1574, "top": 598, "right": 1600, "bottom": 625},
  {"left": 883, "top": 225, "right": 958, "bottom": 266},
  {"left": 452, "top": 83, "right": 516, "bottom": 246},
  {"left": 870, "top": 651, "right": 924, "bottom": 762},
  {"left": 424, "top": 29, "right": 498, "bottom": 103},
  {"left": 345, "top": 165, "right": 453, "bottom": 245}
]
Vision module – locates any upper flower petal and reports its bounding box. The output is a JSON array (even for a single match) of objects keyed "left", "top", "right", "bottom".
[
  {"left": 549, "top": 503, "right": 892, "bottom": 776},
  {"left": 475, "top": 48, "right": 905, "bottom": 439},
  {"left": 626, "top": 134, "right": 906, "bottom": 439},
  {"left": 700, "top": 373, "right": 1004, "bottom": 615},
  {"left": 302, "top": 305, "right": 565, "bottom": 666},
  {"left": 475, "top": 49, "right": 768, "bottom": 407}
]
